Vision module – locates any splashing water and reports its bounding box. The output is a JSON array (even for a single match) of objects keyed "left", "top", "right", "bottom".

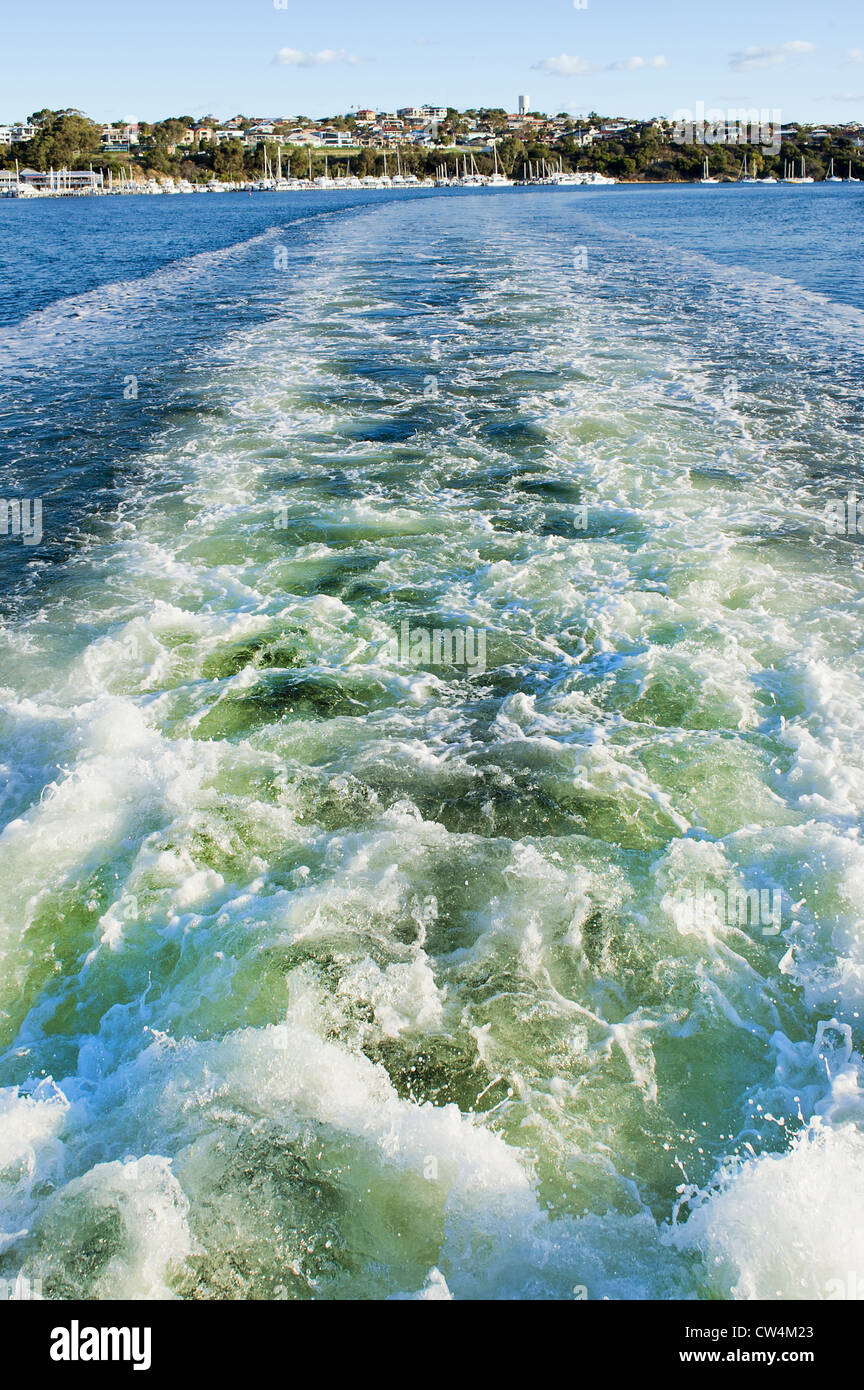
[{"left": 1, "top": 188, "right": 864, "bottom": 1300}]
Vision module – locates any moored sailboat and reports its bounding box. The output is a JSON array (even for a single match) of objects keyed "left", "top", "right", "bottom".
[{"left": 699, "top": 157, "right": 719, "bottom": 184}]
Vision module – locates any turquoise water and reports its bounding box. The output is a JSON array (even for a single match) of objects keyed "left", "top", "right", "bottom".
[{"left": 1, "top": 185, "right": 863, "bottom": 1300}]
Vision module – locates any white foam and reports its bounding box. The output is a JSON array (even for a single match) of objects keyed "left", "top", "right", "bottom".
[{"left": 668, "top": 1120, "right": 864, "bottom": 1299}]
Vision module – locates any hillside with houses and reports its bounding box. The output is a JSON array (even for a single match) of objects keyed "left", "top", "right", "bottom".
[{"left": 2, "top": 105, "right": 863, "bottom": 185}]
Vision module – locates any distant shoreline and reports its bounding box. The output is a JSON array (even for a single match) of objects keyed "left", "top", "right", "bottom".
[{"left": 2, "top": 178, "right": 859, "bottom": 203}]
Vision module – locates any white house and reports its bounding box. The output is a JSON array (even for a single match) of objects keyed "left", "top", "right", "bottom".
[
  {"left": 101, "top": 123, "right": 139, "bottom": 151},
  {"left": 285, "top": 128, "right": 319, "bottom": 145},
  {"left": 313, "top": 129, "right": 354, "bottom": 147}
]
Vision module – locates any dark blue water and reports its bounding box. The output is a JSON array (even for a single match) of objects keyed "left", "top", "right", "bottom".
[
  {"left": 4, "top": 184, "right": 863, "bottom": 325},
  {"left": 2, "top": 186, "right": 861, "bottom": 607}
]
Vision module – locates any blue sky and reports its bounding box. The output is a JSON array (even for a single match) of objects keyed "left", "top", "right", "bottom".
[{"left": 3, "top": 0, "right": 862, "bottom": 124}]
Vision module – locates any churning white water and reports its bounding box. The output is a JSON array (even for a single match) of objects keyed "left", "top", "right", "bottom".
[{"left": 1, "top": 190, "right": 863, "bottom": 1299}]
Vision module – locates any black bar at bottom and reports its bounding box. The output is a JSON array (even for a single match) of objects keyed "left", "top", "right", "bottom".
[{"left": 3, "top": 1296, "right": 854, "bottom": 1376}]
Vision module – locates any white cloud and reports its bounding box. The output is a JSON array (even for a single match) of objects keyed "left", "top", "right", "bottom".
[
  {"left": 729, "top": 40, "right": 815, "bottom": 72},
  {"left": 275, "top": 47, "right": 364, "bottom": 68},
  {"left": 532, "top": 54, "right": 597, "bottom": 76},
  {"left": 607, "top": 55, "right": 668, "bottom": 71},
  {"left": 532, "top": 53, "right": 667, "bottom": 77},
  {"left": 846, "top": 48, "right": 864, "bottom": 64}
]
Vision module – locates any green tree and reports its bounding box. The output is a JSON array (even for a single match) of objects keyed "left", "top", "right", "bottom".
[
  {"left": 151, "top": 118, "right": 189, "bottom": 147},
  {"left": 213, "top": 138, "right": 246, "bottom": 181},
  {"left": 144, "top": 146, "right": 174, "bottom": 175},
  {"left": 497, "top": 136, "right": 527, "bottom": 175},
  {"left": 25, "top": 111, "right": 102, "bottom": 169}
]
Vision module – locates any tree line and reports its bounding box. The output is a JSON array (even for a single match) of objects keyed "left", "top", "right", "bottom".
[{"left": 2, "top": 110, "right": 860, "bottom": 183}]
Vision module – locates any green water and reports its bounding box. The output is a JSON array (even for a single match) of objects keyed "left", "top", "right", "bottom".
[{"left": 2, "top": 193, "right": 864, "bottom": 1300}]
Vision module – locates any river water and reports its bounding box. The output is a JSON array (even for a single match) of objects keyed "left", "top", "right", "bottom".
[{"left": 1, "top": 184, "right": 863, "bottom": 1299}]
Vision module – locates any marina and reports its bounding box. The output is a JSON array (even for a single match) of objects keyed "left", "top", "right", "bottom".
[
  {"left": 0, "top": 160, "right": 619, "bottom": 196},
  {"left": 4, "top": 163, "right": 861, "bottom": 197},
  {"left": 4, "top": 146, "right": 860, "bottom": 199}
]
